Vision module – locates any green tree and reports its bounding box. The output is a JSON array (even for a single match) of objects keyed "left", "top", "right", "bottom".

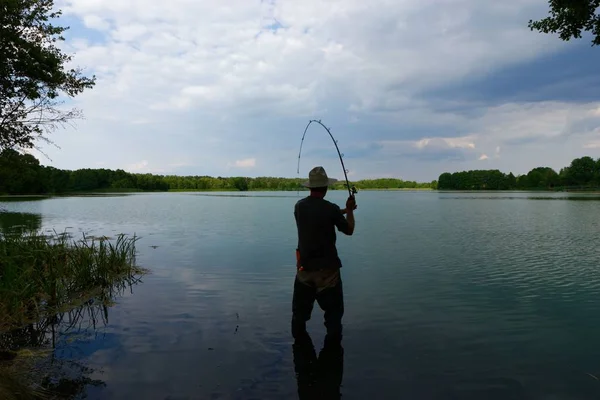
[
  {"left": 232, "top": 177, "right": 249, "bottom": 191},
  {"left": 0, "top": 148, "right": 43, "bottom": 194},
  {"left": 41, "top": 165, "right": 69, "bottom": 193},
  {"left": 525, "top": 167, "right": 559, "bottom": 188},
  {"left": 436, "top": 157, "right": 600, "bottom": 191},
  {"left": 506, "top": 172, "right": 517, "bottom": 189},
  {"left": 528, "top": 0, "right": 600, "bottom": 46},
  {"left": 437, "top": 173, "right": 453, "bottom": 189},
  {"left": 567, "top": 156, "right": 597, "bottom": 185},
  {"left": 0, "top": 0, "right": 96, "bottom": 150},
  {"left": 516, "top": 174, "right": 529, "bottom": 189}
]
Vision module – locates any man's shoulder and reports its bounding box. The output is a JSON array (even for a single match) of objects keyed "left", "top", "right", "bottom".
[
  {"left": 295, "top": 197, "right": 308, "bottom": 207},
  {"left": 295, "top": 196, "right": 339, "bottom": 211},
  {"left": 323, "top": 199, "right": 340, "bottom": 210},
  {"left": 294, "top": 197, "right": 310, "bottom": 212}
]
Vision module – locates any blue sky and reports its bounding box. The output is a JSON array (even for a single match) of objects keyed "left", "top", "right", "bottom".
[{"left": 37, "top": 0, "right": 600, "bottom": 181}]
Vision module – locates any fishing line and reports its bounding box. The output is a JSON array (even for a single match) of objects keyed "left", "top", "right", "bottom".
[{"left": 297, "top": 119, "right": 357, "bottom": 197}]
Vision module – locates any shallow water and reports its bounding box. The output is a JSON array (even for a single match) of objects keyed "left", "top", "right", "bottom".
[{"left": 2, "top": 191, "right": 600, "bottom": 399}]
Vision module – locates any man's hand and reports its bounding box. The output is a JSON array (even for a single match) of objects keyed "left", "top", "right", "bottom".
[
  {"left": 346, "top": 195, "right": 357, "bottom": 212},
  {"left": 341, "top": 196, "right": 357, "bottom": 214}
]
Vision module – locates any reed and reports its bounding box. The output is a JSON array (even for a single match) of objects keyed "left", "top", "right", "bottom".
[
  {"left": 0, "top": 230, "right": 145, "bottom": 398},
  {"left": 0, "top": 231, "right": 142, "bottom": 332}
]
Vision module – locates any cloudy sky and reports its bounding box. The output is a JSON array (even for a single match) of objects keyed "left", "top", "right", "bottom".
[{"left": 41, "top": 0, "right": 600, "bottom": 181}]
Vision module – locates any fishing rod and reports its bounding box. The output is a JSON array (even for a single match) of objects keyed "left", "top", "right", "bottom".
[{"left": 297, "top": 119, "right": 357, "bottom": 197}]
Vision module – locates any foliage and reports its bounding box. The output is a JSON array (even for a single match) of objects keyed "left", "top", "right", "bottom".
[
  {"left": 0, "top": 0, "right": 96, "bottom": 150},
  {"left": 0, "top": 149, "right": 434, "bottom": 194},
  {"left": 528, "top": 0, "right": 600, "bottom": 46},
  {"left": 437, "top": 156, "right": 600, "bottom": 190},
  {"left": 347, "top": 178, "right": 433, "bottom": 190}
]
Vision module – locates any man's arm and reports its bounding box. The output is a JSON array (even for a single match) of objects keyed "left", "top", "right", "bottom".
[
  {"left": 334, "top": 196, "right": 356, "bottom": 236},
  {"left": 344, "top": 195, "right": 356, "bottom": 235},
  {"left": 344, "top": 208, "right": 355, "bottom": 236}
]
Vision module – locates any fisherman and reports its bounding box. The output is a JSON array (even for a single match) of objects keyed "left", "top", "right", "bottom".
[{"left": 292, "top": 166, "right": 356, "bottom": 342}]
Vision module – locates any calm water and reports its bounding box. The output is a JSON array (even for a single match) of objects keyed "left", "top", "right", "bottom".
[{"left": 2, "top": 191, "right": 600, "bottom": 399}]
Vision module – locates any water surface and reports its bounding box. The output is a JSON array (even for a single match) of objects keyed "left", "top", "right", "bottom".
[{"left": 2, "top": 191, "right": 600, "bottom": 399}]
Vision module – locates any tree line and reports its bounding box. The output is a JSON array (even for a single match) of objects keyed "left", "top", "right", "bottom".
[
  {"left": 5, "top": 151, "right": 600, "bottom": 194},
  {"left": 0, "top": 149, "right": 435, "bottom": 195},
  {"left": 437, "top": 156, "right": 600, "bottom": 190}
]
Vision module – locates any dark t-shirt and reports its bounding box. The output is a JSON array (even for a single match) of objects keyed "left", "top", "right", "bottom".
[{"left": 294, "top": 196, "right": 350, "bottom": 271}]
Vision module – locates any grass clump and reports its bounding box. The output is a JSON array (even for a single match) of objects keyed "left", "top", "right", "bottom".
[
  {"left": 0, "top": 230, "right": 145, "bottom": 398},
  {"left": 0, "top": 231, "right": 141, "bottom": 332}
]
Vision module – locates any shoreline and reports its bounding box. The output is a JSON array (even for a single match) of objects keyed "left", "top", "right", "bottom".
[
  {"left": 4, "top": 188, "right": 600, "bottom": 199},
  {"left": 1, "top": 188, "right": 433, "bottom": 197}
]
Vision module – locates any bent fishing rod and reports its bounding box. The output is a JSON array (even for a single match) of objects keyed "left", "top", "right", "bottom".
[{"left": 297, "top": 119, "right": 357, "bottom": 197}]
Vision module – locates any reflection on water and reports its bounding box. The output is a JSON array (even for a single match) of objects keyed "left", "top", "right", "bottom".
[
  {"left": 190, "top": 192, "right": 304, "bottom": 198},
  {"left": 0, "top": 196, "right": 49, "bottom": 203},
  {"left": 0, "top": 273, "right": 143, "bottom": 348},
  {"left": 0, "top": 273, "right": 144, "bottom": 398},
  {"left": 440, "top": 195, "right": 600, "bottom": 201},
  {"left": 0, "top": 211, "right": 42, "bottom": 235},
  {"left": 293, "top": 333, "right": 343, "bottom": 399}
]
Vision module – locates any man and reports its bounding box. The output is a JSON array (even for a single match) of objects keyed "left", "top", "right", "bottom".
[{"left": 292, "top": 166, "right": 356, "bottom": 342}]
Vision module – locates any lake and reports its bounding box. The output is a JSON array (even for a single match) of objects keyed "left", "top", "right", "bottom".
[{"left": 2, "top": 190, "right": 600, "bottom": 399}]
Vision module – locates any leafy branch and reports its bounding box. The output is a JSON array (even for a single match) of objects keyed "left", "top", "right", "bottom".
[
  {"left": 528, "top": 0, "right": 600, "bottom": 46},
  {"left": 0, "top": 0, "right": 96, "bottom": 151}
]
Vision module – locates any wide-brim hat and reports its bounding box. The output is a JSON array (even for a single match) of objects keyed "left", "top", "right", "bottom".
[{"left": 302, "top": 166, "right": 338, "bottom": 188}]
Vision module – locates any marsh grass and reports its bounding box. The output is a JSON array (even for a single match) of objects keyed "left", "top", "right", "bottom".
[
  {"left": 0, "top": 231, "right": 143, "bottom": 332},
  {"left": 0, "top": 230, "right": 146, "bottom": 398}
]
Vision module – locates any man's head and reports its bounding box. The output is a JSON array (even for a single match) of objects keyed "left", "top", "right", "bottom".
[
  {"left": 310, "top": 186, "right": 328, "bottom": 197},
  {"left": 302, "top": 166, "right": 338, "bottom": 195}
]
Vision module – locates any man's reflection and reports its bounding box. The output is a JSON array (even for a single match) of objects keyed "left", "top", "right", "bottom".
[{"left": 293, "top": 333, "right": 344, "bottom": 399}]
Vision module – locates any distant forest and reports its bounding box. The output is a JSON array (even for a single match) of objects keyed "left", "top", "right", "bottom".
[
  {"left": 4, "top": 150, "right": 598, "bottom": 195},
  {"left": 437, "top": 156, "right": 600, "bottom": 190},
  {"left": 0, "top": 149, "right": 432, "bottom": 195}
]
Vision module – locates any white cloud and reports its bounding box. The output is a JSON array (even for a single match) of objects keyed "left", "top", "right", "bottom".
[
  {"left": 124, "top": 160, "right": 169, "bottom": 174},
  {"left": 55, "top": 0, "right": 563, "bottom": 119},
  {"left": 583, "top": 139, "right": 600, "bottom": 149},
  {"left": 369, "top": 101, "right": 600, "bottom": 176},
  {"left": 27, "top": 0, "right": 599, "bottom": 181},
  {"left": 445, "top": 137, "right": 476, "bottom": 149},
  {"left": 229, "top": 158, "right": 256, "bottom": 168},
  {"left": 82, "top": 15, "right": 110, "bottom": 31},
  {"left": 126, "top": 160, "right": 149, "bottom": 172},
  {"left": 413, "top": 136, "right": 475, "bottom": 150}
]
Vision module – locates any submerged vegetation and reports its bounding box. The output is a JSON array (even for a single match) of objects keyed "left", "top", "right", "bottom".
[
  {"left": 438, "top": 156, "right": 600, "bottom": 191},
  {"left": 0, "top": 222, "right": 146, "bottom": 398}
]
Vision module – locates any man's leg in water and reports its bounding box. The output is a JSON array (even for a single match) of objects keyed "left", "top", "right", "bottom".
[
  {"left": 316, "top": 273, "right": 344, "bottom": 341},
  {"left": 292, "top": 274, "right": 316, "bottom": 338}
]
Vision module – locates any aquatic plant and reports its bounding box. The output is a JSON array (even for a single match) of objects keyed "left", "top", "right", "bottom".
[
  {"left": 0, "top": 230, "right": 146, "bottom": 398},
  {"left": 0, "top": 231, "right": 142, "bottom": 331}
]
